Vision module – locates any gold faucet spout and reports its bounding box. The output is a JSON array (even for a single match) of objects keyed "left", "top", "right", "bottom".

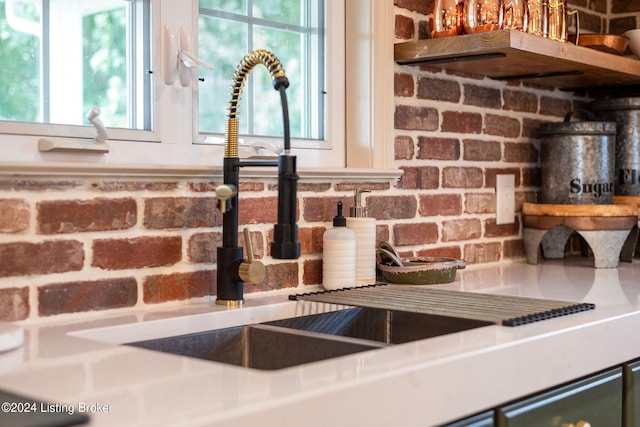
[{"left": 225, "top": 49, "right": 288, "bottom": 158}]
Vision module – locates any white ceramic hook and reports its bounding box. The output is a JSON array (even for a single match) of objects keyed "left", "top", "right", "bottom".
[
  {"left": 162, "top": 24, "right": 178, "bottom": 85},
  {"left": 162, "top": 24, "right": 214, "bottom": 87}
]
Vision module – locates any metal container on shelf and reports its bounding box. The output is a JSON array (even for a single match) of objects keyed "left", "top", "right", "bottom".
[
  {"left": 463, "top": 0, "right": 501, "bottom": 34},
  {"left": 539, "top": 110, "right": 616, "bottom": 204},
  {"left": 430, "top": 0, "right": 465, "bottom": 38},
  {"left": 501, "top": 0, "right": 528, "bottom": 31},
  {"left": 591, "top": 97, "right": 640, "bottom": 196}
]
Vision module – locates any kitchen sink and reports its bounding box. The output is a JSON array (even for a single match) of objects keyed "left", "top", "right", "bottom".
[
  {"left": 126, "top": 307, "right": 492, "bottom": 370},
  {"left": 128, "top": 323, "right": 386, "bottom": 370},
  {"left": 264, "top": 307, "right": 492, "bottom": 344}
]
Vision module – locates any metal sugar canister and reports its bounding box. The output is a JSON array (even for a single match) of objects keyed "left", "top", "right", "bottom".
[
  {"left": 539, "top": 110, "right": 616, "bottom": 204},
  {"left": 591, "top": 97, "right": 640, "bottom": 196}
]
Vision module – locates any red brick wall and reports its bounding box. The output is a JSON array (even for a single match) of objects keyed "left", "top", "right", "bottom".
[
  {"left": 393, "top": 2, "right": 595, "bottom": 261},
  {"left": 568, "top": 0, "right": 608, "bottom": 33},
  {"left": 0, "top": 176, "right": 396, "bottom": 320},
  {"left": 567, "top": 0, "right": 640, "bottom": 34},
  {"left": 609, "top": 0, "right": 640, "bottom": 33}
]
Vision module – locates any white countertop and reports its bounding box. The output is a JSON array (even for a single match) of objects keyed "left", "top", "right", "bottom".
[{"left": 1, "top": 259, "right": 639, "bottom": 426}]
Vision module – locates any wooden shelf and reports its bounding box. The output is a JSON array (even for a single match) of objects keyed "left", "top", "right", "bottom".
[{"left": 394, "top": 30, "right": 640, "bottom": 90}]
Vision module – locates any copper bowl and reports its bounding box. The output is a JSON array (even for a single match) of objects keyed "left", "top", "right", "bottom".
[{"left": 569, "top": 34, "right": 630, "bottom": 55}]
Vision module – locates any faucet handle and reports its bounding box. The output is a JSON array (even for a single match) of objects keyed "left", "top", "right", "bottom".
[
  {"left": 238, "top": 228, "right": 266, "bottom": 284},
  {"left": 215, "top": 184, "right": 237, "bottom": 214}
]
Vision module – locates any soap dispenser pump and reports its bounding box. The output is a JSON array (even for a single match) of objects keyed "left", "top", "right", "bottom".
[
  {"left": 322, "top": 201, "right": 356, "bottom": 290},
  {"left": 346, "top": 189, "right": 377, "bottom": 285}
]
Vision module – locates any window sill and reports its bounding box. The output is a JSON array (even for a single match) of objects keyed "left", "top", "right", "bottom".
[{"left": 0, "top": 161, "right": 402, "bottom": 181}]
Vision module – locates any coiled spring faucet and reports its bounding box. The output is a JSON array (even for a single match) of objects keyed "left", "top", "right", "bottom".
[{"left": 215, "top": 49, "right": 300, "bottom": 306}]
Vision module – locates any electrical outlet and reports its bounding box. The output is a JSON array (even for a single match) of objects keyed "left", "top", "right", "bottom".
[{"left": 496, "top": 174, "right": 515, "bottom": 225}]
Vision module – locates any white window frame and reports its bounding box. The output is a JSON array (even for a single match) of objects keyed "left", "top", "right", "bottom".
[{"left": 0, "top": 0, "right": 394, "bottom": 174}]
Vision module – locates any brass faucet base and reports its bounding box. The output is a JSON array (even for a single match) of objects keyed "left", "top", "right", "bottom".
[{"left": 215, "top": 299, "right": 243, "bottom": 308}]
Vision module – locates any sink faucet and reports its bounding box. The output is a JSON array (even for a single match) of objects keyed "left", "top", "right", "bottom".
[{"left": 215, "top": 49, "right": 301, "bottom": 307}]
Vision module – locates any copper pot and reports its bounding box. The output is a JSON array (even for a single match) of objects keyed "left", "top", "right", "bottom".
[
  {"left": 569, "top": 34, "right": 630, "bottom": 55},
  {"left": 463, "top": 0, "right": 501, "bottom": 33},
  {"left": 431, "top": 0, "right": 465, "bottom": 38}
]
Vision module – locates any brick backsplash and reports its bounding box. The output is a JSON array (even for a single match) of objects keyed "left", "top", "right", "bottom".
[
  {"left": 0, "top": 3, "right": 636, "bottom": 321},
  {"left": 0, "top": 176, "right": 394, "bottom": 320}
]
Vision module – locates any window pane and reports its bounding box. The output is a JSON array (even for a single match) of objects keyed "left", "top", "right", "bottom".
[
  {"left": 83, "top": 4, "right": 128, "bottom": 128},
  {"left": 0, "top": 0, "right": 148, "bottom": 130},
  {"left": 198, "top": 0, "right": 324, "bottom": 141},
  {"left": 252, "top": 0, "right": 302, "bottom": 26},
  {"left": 199, "top": 0, "right": 246, "bottom": 14},
  {"left": 0, "top": 1, "right": 40, "bottom": 122},
  {"left": 198, "top": 15, "right": 249, "bottom": 135},
  {"left": 252, "top": 25, "right": 303, "bottom": 137}
]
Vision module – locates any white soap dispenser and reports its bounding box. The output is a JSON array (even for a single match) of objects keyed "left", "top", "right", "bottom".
[
  {"left": 346, "top": 189, "right": 377, "bottom": 285},
  {"left": 322, "top": 201, "right": 356, "bottom": 290}
]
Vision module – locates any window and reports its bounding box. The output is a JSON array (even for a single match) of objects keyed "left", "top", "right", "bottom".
[
  {"left": 198, "top": 1, "right": 325, "bottom": 145},
  {"left": 0, "top": 0, "right": 150, "bottom": 129},
  {"left": 0, "top": 0, "right": 393, "bottom": 172},
  {"left": 154, "top": 0, "right": 346, "bottom": 167}
]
